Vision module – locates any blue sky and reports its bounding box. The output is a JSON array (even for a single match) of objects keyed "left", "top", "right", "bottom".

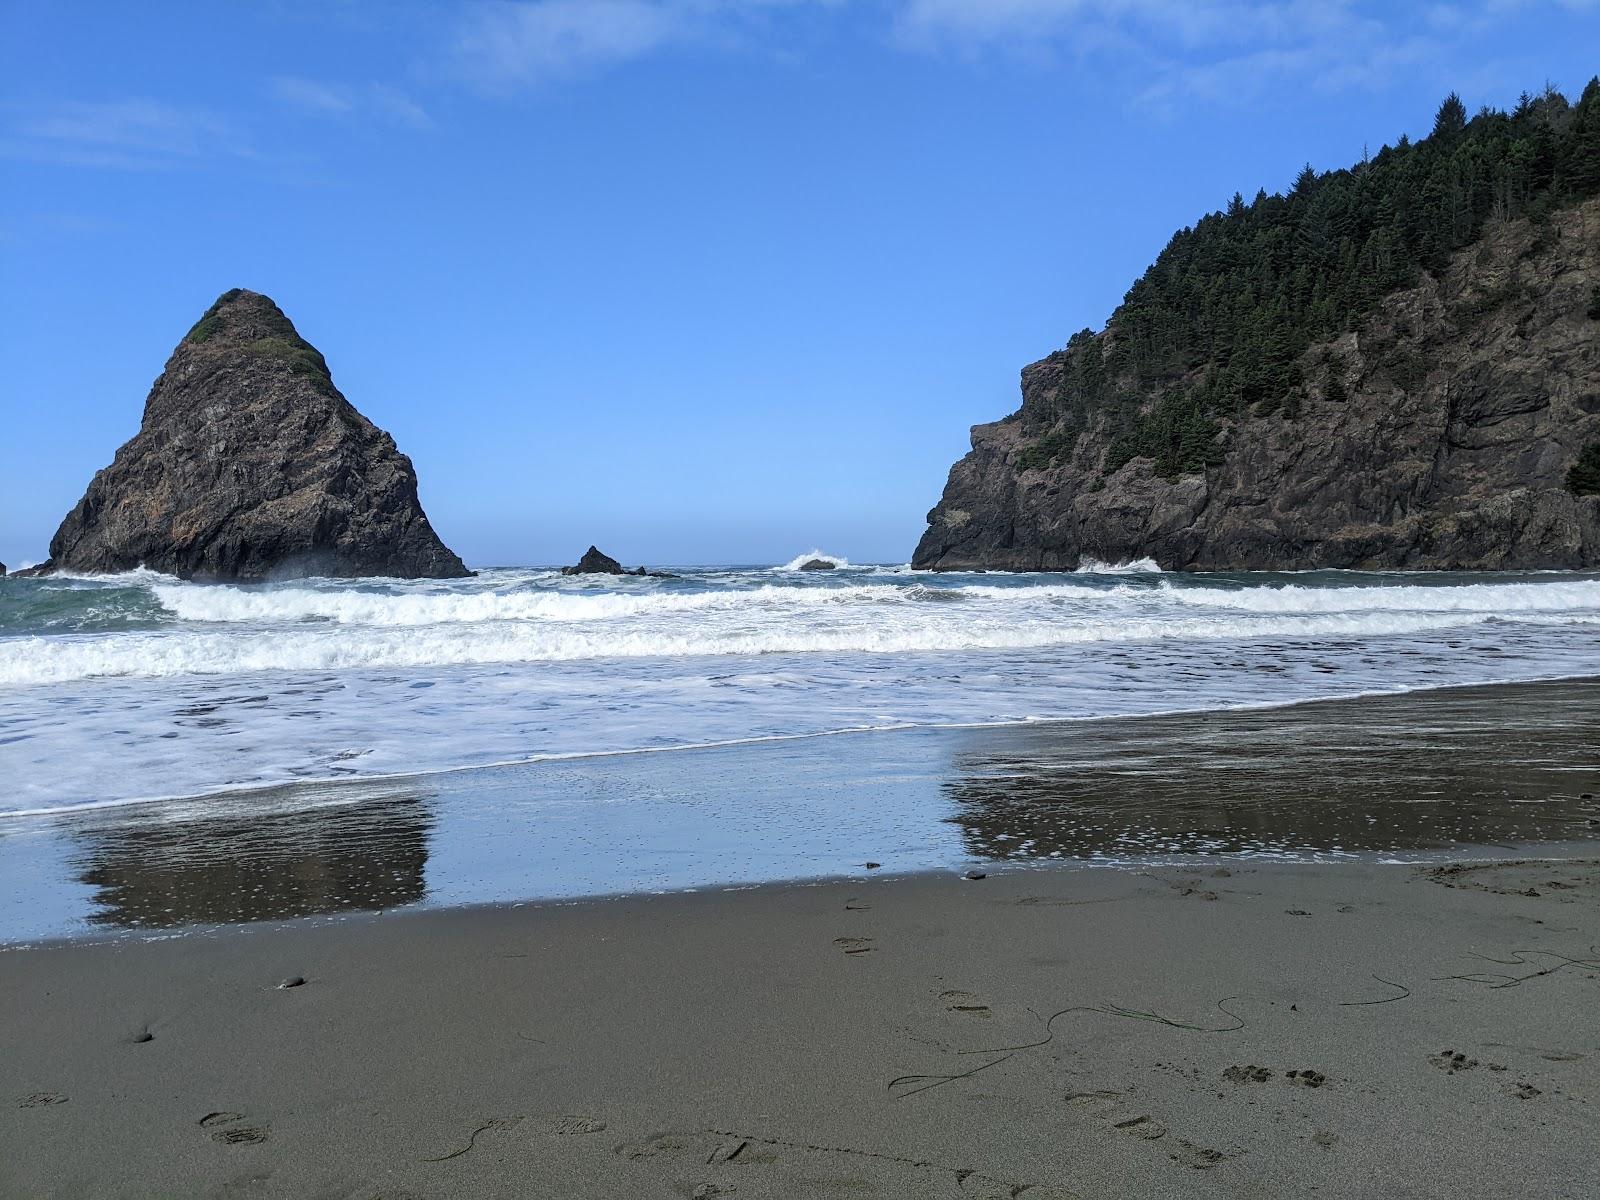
[{"left": 2, "top": 1, "right": 1596, "bottom": 568}]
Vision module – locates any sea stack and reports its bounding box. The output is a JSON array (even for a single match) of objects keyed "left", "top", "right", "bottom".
[
  {"left": 561, "top": 546, "right": 629, "bottom": 575},
  {"left": 29, "top": 289, "right": 469, "bottom": 581}
]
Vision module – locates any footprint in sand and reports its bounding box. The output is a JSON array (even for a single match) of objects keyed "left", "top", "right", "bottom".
[
  {"left": 1429, "top": 1050, "right": 1479, "bottom": 1075},
  {"left": 617, "top": 1131, "right": 777, "bottom": 1166},
  {"left": 18, "top": 1092, "right": 68, "bottom": 1108},
  {"left": 1112, "top": 1115, "right": 1169, "bottom": 1141},
  {"left": 834, "top": 936, "right": 875, "bottom": 956},
  {"left": 1286, "top": 1070, "right": 1327, "bottom": 1088},
  {"left": 198, "top": 1111, "right": 269, "bottom": 1145},
  {"left": 958, "top": 1172, "right": 1076, "bottom": 1198},
  {"left": 939, "top": 989, "right": 992, "bottom": 1018},
  {"left": 545, "top": 1114, "right": 608, "bottom": 1135},
  {"left": 1222, "top": 1065, "right": 1273, "bottom": 1084},
  {"left": 212, "top": 1126, "right": 271, "bottom": 1146},
  {"left": 1169, "top": 1140, "right": 1234, "bottom": 1170},
  {"left": 1064, "top": 1090, "right": 1123, "bottom": 1115},
  {"left": 1066, "top": 1092, "right": 1168, "bottom": 1138},
  {"left": 1067, "top": 1090, "right": 1238, "bottom": 1166}
]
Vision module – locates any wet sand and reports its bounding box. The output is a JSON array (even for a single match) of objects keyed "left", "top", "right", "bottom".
[
  {"left": 5, "top": 858, "right": 1599, "bottom": 1198},
  {"left": 5, "top": 678, "right": 1600, "bottom": 943}
]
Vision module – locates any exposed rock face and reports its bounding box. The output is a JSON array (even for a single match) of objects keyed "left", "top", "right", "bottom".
[
  {"left": 31, "top": 289, "right": 469, "bottom": 581},
  {"left": 562, "top": 546, "right": 628, "bottom": 575},
  {"left": 559, "top": 546, "right": 674, "bottom": 578},
  {"left": 798, "top": 558, "right": 837, "bottom": 571},
  {"left": 915, "top": 199, "right": 1600, "bottom": 571}
]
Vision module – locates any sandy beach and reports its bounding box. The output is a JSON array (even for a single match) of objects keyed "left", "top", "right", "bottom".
[{"left": 5, "top": 856, "right": 1598, "bottom": 1198}]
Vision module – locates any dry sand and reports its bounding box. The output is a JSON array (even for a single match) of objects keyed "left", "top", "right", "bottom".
[{"left": 4, "top": 857, "right": 1598, "bottom": 1198}]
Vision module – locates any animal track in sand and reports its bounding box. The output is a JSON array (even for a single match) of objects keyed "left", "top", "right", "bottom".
[
  {"left": 834, "top": 936, "right": 875, "bottom": 956},
  {"left": 1429, "top": 1050, "right": 1480, "bottom": 1074},
  {"left": 1285, "top": 1070, "right": 1326, "bottom": 1088},
  {"left": 1222, "top": 1065, "right": 1273, "bottom": 1084},
  {"left": 17, "top": 1092, "right": 67, "bottom": 1108},
  {"left": 1502, "top": 1082, "right": 1542, "bottom": 1099},
  {"left": 940, "top": 989, "right": 993, "bottom": 1018}
]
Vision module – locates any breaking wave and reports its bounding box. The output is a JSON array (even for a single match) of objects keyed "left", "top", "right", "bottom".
[
  {"left": 7, "top": 563, "right": 1600, "bottom": 809},
  {"left": 1076, "top": 557, "right": 1163, "bottom": 574},
  {"left": 776, "top": 550, "right": 849, "bottom": 571}
]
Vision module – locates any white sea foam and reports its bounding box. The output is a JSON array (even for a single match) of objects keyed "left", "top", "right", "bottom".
[
  {"left": 142, "top": 574, "right": 1600, "bottom": 631},
  {"left": 1158, "top": 578, "right": 1600, "bottom": 614},
  {"left": 6, "top": 565, "right": 1600, "bottom": 812},
  {"left": 776, "top": 550, "right": 849, "bottom": 571},
  {"left": 1076, "top": 557, "right": 1163, "bottom": 574},
  {"left": 4, "top": 608, "right": 1592, "bottom": 686}
]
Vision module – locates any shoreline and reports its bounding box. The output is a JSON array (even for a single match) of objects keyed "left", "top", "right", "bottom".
[
  {"left": 5, "top": 859, "right": 1598, "bottom": 1197},
  {"left": 3, "top": 676, "right": 1597, "bottom": 946},
  {"left": 6, "top": 667, "right": 1599, "bottom": 821}
]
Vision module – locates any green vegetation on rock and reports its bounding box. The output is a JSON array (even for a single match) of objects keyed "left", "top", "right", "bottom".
[
  {"left": 184, "top": 288, "right": 245, "bottom": 344},
  {"left": 1018, "top": 80, "right": 1600, "bottom": 479},
  {"left": 1570, "top": 442, "right": 1600, "bottom": 496}
]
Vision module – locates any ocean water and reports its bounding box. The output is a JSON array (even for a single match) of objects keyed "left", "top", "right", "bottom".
[{"left": 3, "top": 556, "right": 1600, "bottom": 817}]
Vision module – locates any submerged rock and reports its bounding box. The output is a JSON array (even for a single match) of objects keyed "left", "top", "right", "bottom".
[
  {"left": 29, "top": 289, "right": 470, "bottom": 581},
  {"left": 561, "top": 546, "right": 628, "bottom": 575},
  {"left": 798, "top": 558, "right": 837, "bottom": 571}
]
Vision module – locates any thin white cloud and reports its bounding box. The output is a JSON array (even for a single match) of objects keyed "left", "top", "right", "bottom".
[
  {"left": 455, "top": 0, "right": 682, "bottom": 89},
  {"left": 0, "top": 99, "right": 247, "bottom": 169},
  {"left": 271, "top": 78, "right": 434, "bottom": 129},
  {"left": 892, "top": 0, "right": 1580, "bottom": 111},
  {"left": 450, "top": 0, "right": 843, "bottom": 91}
]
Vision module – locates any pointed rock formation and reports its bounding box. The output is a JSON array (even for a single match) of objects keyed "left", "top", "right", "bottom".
[
  {"left": 31, "top": 289, "right": 469, "bottom": 581},
  {"left": 562, "top": 546, "right": 628, "bottom": 575},
  {"left": 559, "top": 546, "right": 675, "bottom": 578}
]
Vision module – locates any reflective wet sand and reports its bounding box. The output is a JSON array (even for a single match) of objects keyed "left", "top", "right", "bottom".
[{"left": 1, "top": 678, "right": 1596, "bottom": 942}]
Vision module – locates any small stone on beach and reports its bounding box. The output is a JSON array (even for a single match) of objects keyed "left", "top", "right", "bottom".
[
  {"left": 964, "top": 870, "right": 987, "bottom": 881},
  {"left": 864, "top": 862, "right": 881, "bottom": 870},
  {"left": 277, "top": 976, "right": 306, "bottom": 989}
]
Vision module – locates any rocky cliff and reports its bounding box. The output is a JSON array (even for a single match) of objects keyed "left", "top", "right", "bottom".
[
  {"left": 915, "top": 82, "right": 1600, "bottom": 573},
  {"left": 916, "top": 198, "right": 1600, "bottom": 571},
  {"left": 30, "top": 289, "right": 469, "bottom": 581}
]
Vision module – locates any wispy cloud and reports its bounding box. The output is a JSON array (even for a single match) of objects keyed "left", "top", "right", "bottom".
[
  {"left": 270, "top": 77, "right": 434, "bottom": 129},
  {"left": 0, "top": 98, "right": 247, "bottom": 169},
  {"left": 450, "top": 0, "right": 839, "bottom": 91},
  {"left": 454, "top": 0, "right": 684, "bottom": 89},
  {"left": 891, "top": 0, "right": 1583, "bottom": 112},
  {"left": 444, "top": 0, "right": 1585, "bottom": 108}
]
